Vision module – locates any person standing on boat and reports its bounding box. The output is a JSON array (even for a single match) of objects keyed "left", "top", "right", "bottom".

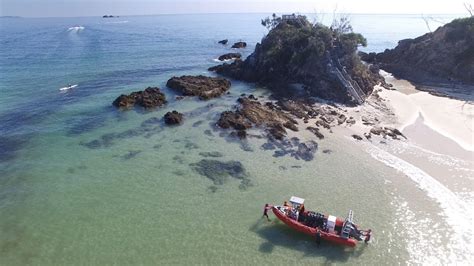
[{"left": 262, "top": 203, "right": 271, "bottom": 221}]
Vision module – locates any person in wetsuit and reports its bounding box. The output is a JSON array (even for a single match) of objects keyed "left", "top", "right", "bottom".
[
  {"left": 315, "top": 231, "right": 321, "bottom": 247},
  {"left": 262, "top": 203, "right": 271, "bottom": 221},
  {"left": 364, "top": 229, "right": 372, "bottom": 243}
]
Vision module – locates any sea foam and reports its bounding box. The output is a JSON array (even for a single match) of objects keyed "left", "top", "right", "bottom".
[{"left": 365, "top": 143, "right": 474, "bottom": 263}]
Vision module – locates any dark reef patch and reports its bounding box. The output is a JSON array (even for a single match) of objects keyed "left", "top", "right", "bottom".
[
  {"left": 172, "top": 170, "right": 186, "bottom": 176},
  {"left": 66, "top": 111, "right": 109, "bottom": 136},
  {"left": 80, "top": 122, "right": 164, "bottom": 149},
  {"left": 204, "top": 129, "right": 214, "bottom": 137},
  {"left": 0, "top": 136, "right": 29, "bottom": 163},
  {"left": 199, "top": 151, "right": 224, "bottom": 158},
  {"left": 173, "top": 155, "right": 186, "bottom": 164},
  {"left": 207, "top": 185, "right": 219, "bottom": 193},
  {"left": 141, "top": 117, "right": 161, "bottom": 127},
  {"left": 192, "top": 120, "right": 204, "bottom": 127},
  {"left": 119, "top": 150, "right": 142, "bottom": 160},
  {"left": 66, "top": 164, "right": 87, "bottom": 174},
  {"left": 265, "top": 138, "right": 318, "bottom": 161},
  {"left": 190, "top": 159, "right": 251, "bottom": 190},
  {"left": 184, "top": 140, "right": 199, "bottom": 150}
]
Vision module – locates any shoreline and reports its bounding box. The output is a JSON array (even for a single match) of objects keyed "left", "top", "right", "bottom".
[{"left": 378, "top": 71, "right": 473, "bottom": 152}]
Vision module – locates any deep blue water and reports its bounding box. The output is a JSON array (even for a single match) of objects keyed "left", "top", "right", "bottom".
[{"left": 0, "top": 13, "right": 459, "bottom": 139}]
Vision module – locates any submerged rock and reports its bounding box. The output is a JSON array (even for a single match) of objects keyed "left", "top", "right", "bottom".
[
  {"left": 113, "top": 87, "right": 167, "bottom": 109},
  {"left": 292, "top": 141, "right": 318, "bottom": 161},
  {"left": 120, "top": 150, "right": 142, "bottom": 160},
  {"left": 218, "top": 39, "right": 228, "bottom": 45},
  {"left": 164, "top": 110, "right": 184, "bottom": 125},
  {"left": 199, "top": 151, "right": 224, "bottom": 158},
  {"left": 166, "top": 75, "right": 231, "bottom": 100},
  {"left": 190, "top": 159, "right": 251, "bottom": 189}
]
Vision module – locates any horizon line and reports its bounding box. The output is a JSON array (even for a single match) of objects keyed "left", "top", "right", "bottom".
[{"left": 1, "top": 11, "right": 468, "bottom": 19}]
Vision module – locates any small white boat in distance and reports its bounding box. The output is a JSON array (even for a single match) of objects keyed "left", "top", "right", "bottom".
[{"left": 59, "top": 84, "right": 78, "bottom": 91}]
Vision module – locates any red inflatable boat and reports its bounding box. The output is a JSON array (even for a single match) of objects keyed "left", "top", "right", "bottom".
[{"left": 270, "top": 196, "right": 371, "bottom": 247}]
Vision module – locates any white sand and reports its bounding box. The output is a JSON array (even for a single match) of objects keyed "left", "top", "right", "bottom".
[{"left": 378, "top": 71, "right": 474, "bottom": 151}]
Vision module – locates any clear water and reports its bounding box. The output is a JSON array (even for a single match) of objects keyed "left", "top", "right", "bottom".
[{"left": 0, "top": 14, "right": 469, "bottom": 265}]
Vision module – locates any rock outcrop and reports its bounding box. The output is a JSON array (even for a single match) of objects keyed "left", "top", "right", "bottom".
[
  {"left": 361, "top": 17, "right": 474, "bottom": 86},
  {"left": 218, "top": 39, "right": 228, "bottom": 45},
  {"left": 164, "top": 111, "right": 183, "bottom": 125},
  {"left": 218, "top": 53, "right": 241, "bottom": 61},
  {"left": 112, "top": 87, "right": 167, "bottom": 109},
  {"left": 231, "top": 41, "right": 247, "bottom": 48},
  {"left": 166, "top": 75, "right": 231, "bottom": 100},
  {"left": 217, "top": 97, "right": 298, "bottom": 140},
  {"left": 209, "top": 15, "right": 380, "bottom": 104}
]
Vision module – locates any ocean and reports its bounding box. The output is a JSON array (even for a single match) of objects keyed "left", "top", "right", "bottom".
[{"left": 0, "top": 13, "right": 471, "bottom": 265}]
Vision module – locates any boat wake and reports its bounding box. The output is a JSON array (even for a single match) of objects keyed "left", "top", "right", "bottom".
[
  {"left": 365, "top": 143, "right": 474, "bottom": 263},
  {"left": 59, "top": 84, "right": 78, "bottom": 92},
  {"left": 67, "top": 26, "right": 85, "bottom": 32}
]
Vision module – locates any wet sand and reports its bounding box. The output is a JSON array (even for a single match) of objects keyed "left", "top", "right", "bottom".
[{"left": 379, "top": 71, "right": 474, "bottom": 152}]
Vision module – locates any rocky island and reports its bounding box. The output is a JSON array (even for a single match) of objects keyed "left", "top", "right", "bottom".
[
  {"left": 209, "top": 14, "right": 381, "bottom": 104},
  {"left": 361, "top": 17, "right": 474, "bottom": 87}
]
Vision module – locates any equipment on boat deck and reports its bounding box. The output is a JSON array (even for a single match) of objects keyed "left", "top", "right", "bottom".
[{"left": 268, "top": 196, "right": 371, "bottom": 247}]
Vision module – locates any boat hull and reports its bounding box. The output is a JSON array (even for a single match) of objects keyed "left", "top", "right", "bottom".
[{"left": 272, "top": 206, "right": 357, "bottom": 247}]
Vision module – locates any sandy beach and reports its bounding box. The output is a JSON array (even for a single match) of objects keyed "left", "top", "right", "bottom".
[
  {"left": 334, "top": 71, "right": 474, "bottom": 262},
  {"left": 380, "top": 71, "right": 474, "bottom": 152}
]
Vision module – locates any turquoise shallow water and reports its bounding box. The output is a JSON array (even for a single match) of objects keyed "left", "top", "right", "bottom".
[{"left": 0, "top": 13, "right": 467, "bottom": 264}]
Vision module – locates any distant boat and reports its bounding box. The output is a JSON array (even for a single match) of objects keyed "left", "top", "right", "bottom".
[
  {"left": 103, "top": 15, "right": 118, "bottom": 18},
  {"left": 59, "top": 84, "right": 78, "bottom": 91}
]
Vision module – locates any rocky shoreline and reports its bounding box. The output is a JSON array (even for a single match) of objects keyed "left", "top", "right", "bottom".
[
  {"left": 105, "top": 15, "right": 440, "bottom": 164},
  {"left": 360, "top": 17, "right": 474, "bottom": 91}
]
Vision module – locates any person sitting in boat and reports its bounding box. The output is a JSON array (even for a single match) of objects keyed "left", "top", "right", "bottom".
[
  {"left": 300, "top": 204, "right": 305, "bottom": 213},
  {"left": 262, "top": 203, "right": 271, "bottom": 221},
  {"left": 289, "top": 208, "right": 298, "bottom": 220},
  {"left": 283, "top": 201, "right": 290, "bottom": 207}
]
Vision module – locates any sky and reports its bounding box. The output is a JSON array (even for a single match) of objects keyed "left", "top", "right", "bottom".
[{"left": 0, "top": 0, "right": 471, "bottom": 17}]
